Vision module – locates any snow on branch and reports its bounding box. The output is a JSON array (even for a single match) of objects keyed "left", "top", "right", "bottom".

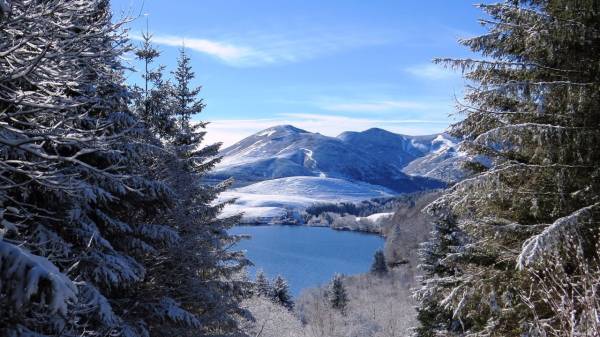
[
  {"left": 473, "top": 123, "right": 600, "bottom": 165},
  {"left": 155, "top": 297, "right": 201, "bottom": 328},
  {"left": 0, "top": 240, "right": 77, "bottom": 315},
  {"left": 517, "top": 202, "right": 600, "bottom": 269},
  {"left": 87, "top": 251, "right": 145, "bottom": 288},
  {"left": 136, "top": 224, "right": 180, "bottom": 245},
  {"left": 78, "top": 283, "right": 120, "bottom": 326}
]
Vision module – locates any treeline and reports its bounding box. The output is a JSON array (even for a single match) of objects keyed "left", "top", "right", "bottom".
[
  {"left": 414, "top": 1, "right": 600, "bottom": 336},
  {"left": 304, "top": 195, "right": 420, "bottom": 218},
  {"left": 0, "top": 2, "right": 248, "bottom": 337},
  {"left": 302, "top": 191, "right": 440, "bottom": 235}
]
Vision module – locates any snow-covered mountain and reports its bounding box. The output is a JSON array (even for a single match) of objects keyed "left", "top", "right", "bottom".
[
  {"left": 211, "top": 125, "right": 447, "bottom": 193},
  {"left": 401, "top": 134, "right": 469, "bottom": 183},
  {"left": 210, "top": 125, "right": 469, "bottom": 224},
  {"left": 337, "top": 128, "right": 436, "bottom": 164}
]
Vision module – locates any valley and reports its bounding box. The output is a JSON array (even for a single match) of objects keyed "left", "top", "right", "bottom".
[
  {"left": 223, "top": 125, "right": 462, "bottom": 336},
  {"left": 5, "top": 1, "right": 594, "bottom": 336}
]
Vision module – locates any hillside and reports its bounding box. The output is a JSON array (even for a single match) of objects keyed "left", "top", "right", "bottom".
[
  {"left": 401, "top": 134, "right": 467, "bottom": 183},
  {"left": 211, "top": 125, "right": 450, "bottom": 191},
  {"left": 218, "top": 176, "right": 396, "bottom": 224},
  {"left": 213, "top": 125, "right": 468, "bottom": 224}
]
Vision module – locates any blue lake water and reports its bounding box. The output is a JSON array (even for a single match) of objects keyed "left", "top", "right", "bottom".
[{"left": 229, "top": 225, "right": 385, "bottom": 296}]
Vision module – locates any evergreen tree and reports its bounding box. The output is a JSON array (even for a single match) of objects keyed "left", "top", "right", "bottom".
[
  {"left": 172, "top": 47, "right": 204, "bottom": 129},
  {"left": 0, "top": 3, "right": 249, "bottom": 336},
  {"left": 271, "top": 275, "right": 294, "bottom": 310},
  {"left": 140, "top": 46, "right": 250, "bottom": 336},
  {"left": 133, "top": 26, "right": 176, "bottom": 138},
  {"left": 414, "top": 1, "right": 600, "bottom": 336},
  {"left": 0, "top": 1, "right": 175, "bottom": 336},
  {"left": 328, "top": 274, "right": 348, "bottom": 315},
  {"left": 370, "top": 250, "right": 389, "bottom": 276},
  {"left": 255, "top": 270, "right": 272, "bottom": 297},
  {"left": 414, "top": 220, "right": 465, "bottom": 336},
  {"left": 135, "top": 24, "right": 160, "bottom": 116}
]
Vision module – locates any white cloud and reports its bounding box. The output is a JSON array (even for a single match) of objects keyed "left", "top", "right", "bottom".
[
  {"left": 405, "top": 63, "right": 457, "bottom": 80},
  {"left": 201, "top": 113, "right": 451, "bottom": 147},
  {"left": 138, "top": 29, "right": 390, "bottom": 67},
  {"left": 132, "top": 35, "right": 254, "bottom": 64}
]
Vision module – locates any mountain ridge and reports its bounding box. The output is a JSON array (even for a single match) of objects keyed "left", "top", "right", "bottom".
[
  {"left": 212, "top": 124, "right": 468, "bottom": 224},
  {"left": 212, "top": 125, "right": 451, "bottom": 193}
]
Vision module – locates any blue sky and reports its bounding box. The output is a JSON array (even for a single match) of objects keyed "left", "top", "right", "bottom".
[{"left": 111, "top": 0, "right": 486, "bottom": 146}]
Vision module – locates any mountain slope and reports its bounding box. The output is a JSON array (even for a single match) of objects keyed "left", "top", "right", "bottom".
[
  {"left": 212, "top": 125, "right": 473, "bottom": 224},
  {"left": 337, "top": 128, "right": 437, "bottom": 165},
  {"left": 219, "top": 176, "right": 396, "bottom": 224},
  {"left": 211, "top": 125, "right": 446, "bottom": 193},
  {"left": 401, "top": 134, "right": 469, "bottom": 183}
]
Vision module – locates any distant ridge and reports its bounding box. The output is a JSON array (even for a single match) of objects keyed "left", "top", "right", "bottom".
[
  {"left": 212, "top": 125, "right": 451, "bottom": 193},
  {"left": 212, "top": 124, "right": 471, "bottom": 224}
]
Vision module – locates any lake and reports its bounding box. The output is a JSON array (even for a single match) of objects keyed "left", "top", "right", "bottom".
[{"left": 229, "top": 225, "right": 385, "bottom": 296}]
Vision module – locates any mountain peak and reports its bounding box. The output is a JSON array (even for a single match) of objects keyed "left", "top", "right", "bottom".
[
  {"left": 363, "top": 127, "right": 392, "bottom": 134},
  {"left": 337, "top": 127, "right": 405, "bottom": 142},
  {"left": 215, "top": 124, "right": 452, "bottom": 192},
  {"left": 271, "top": 124, "right": 307, "bottom": 132},
  {"left": 253, "top": 124, "right": 310, "bottom": 137}
]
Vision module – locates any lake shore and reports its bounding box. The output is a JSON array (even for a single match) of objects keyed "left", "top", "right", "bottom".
[{"left": 229, "top": 225, "right": 385, "bottom": 296}]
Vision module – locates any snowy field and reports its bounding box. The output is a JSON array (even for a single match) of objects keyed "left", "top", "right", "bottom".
[{"left": 218, "top": 176, "right": 395, "bottom": 224}]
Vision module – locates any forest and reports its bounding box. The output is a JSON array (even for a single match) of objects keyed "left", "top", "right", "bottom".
[{"left": 1, "top": 0, "right": 599, "bottom": 337}]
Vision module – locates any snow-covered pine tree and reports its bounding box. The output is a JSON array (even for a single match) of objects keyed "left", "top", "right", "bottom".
[
  {"left": 140, "top": 47, "right": 250, "bottom": 336},
  {"left": 328, "top": 274, "right": 348, "bottom": 315},
  {"left": 414, "top": 1, "right": 600, "bottom": 336},
  {"left": 255, "top": 270, "right": 272, "bottom": 297},
  {"left": 370, "top": 250, "right": 388, "bottom": 276},
  {"left": 271, "top": 275, "right": 294, "bottom": 311},
  {"left": 172, "top": 48, "right": 204, "bottom": 130},
  {"left": 133, "top": 26, "right": 176, "bottom": 138},
  {"left": 414, "top": 220, "right": 465, "bottom": 336},
  {"left": 0, "top": 1, "right": 175, "bottom": 336}
]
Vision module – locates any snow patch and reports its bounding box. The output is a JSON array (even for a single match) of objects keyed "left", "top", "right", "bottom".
[
  {"left": 357, "top": 212, "right": 394, "bottom": 222},
  {"left": 258, "top": 130, "right": 277, "bottom": 138},
  {"left": 431, "top": 134, "right": 458, "bottom": 153},
  {"left": 0, "top": 241, "right": 77, "bottom": 315},
  {"left": 218, "top": 176, "right": 394, "bottom": 224}
]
